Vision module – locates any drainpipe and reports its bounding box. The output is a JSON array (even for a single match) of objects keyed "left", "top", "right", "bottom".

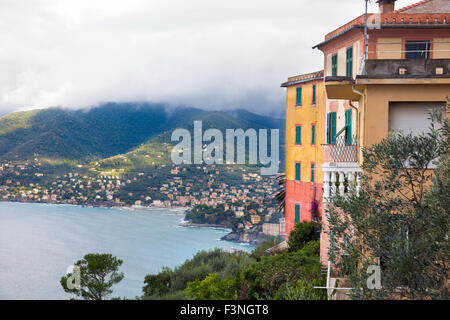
[{"left": 351, "top": 85, "right": 364, "bottom": 163}]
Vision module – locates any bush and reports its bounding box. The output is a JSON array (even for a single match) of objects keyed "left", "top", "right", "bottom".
[
  {"left": 242, "top": 249, "right": 323, "bottom": 299},
  {"left": 142, "top": 249, "right": 255, "bottom": 299},
  {"left": 287, "top": 221, "right": 318, "bottom": 252},
  {"left": 251, "top": 238, "right": 282, "bottom": 261},
  {"left": 185, "top": 273, "right": 241, "bottom": 300}
]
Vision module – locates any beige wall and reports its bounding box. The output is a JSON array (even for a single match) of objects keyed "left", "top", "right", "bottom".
[
  {"left": 326, "top": 54, "right": 332, "bottom": 77},
  {"left": 433, "top": 37, "right": 450, "bottom": 59},
  {"left": 362, "top": 83, "right": 449, "bottom": 148},
  {"left": 377, "top": 37, "right": 402, "bottom": 59}
]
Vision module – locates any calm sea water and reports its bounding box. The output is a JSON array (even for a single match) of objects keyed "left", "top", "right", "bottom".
[{"left": 0, "top": 202, "right": 254, "bottom": 300}]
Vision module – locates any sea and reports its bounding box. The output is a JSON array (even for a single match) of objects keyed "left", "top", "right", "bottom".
[{"left": 0, "top": 202, "right": 254, "bottom": 299}]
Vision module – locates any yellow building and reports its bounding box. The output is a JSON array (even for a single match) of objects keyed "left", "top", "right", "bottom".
[{"left": 281, "top": 71, "right": 325, "bottom": 236}]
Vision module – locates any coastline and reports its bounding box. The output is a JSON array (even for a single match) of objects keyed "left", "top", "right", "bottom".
[
  {"left": 1, "top": 199, "right": 261, "bottom": 245},
  {"left": 180, "top": 220, "right": 262, "bottom": 246},
  {"left": 0, "top": 199, "right": 188, "bottom": 212}
]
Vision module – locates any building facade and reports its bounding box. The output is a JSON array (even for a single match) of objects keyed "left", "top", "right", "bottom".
[
  {"left": 281, "top": 71, "right": 324, "bottom": 236},
  {"left": 283, "top": 0, "right": 450, "bottom": 264}
]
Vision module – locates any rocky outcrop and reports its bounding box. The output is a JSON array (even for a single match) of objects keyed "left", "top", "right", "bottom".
[{"left": 220, "top": 230, "right": 264, "bottom": 245}]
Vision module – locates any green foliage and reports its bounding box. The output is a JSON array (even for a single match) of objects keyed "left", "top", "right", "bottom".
[
  {"left": 185, "top": 273, "right": 241, "bottom": 300},
  {"left": 242, "top": 244, "right": 323, "bottom": 300},
  {"left": 142, "top": 249, "right": 255, "bottom": 300},
  {"left": 275, "top": 173, "right": 285, "bottom": 214},
  {"left": 271, "top": 278, "right": 327, "bottom": 300},
  {"left": 185, "top": 204, "right": 234, "bottom": 227},
  {"left": 327, "top": 104, "right": 449, "bottom": 300},
  {"left": 60, "top": 253, "right": 124, "bottom": 300},
  {"left": 142, "top": 267, "right": 173, "bottom": 297},
  {"left": 251, "top": 238, "right": 282, "bottom": 261},
  {"left": 287, "top": 221, "right": 318, "bottom": 252}
]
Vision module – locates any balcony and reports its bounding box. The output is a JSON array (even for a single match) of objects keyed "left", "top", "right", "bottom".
[
  {"left": 324, "top": 58, "right": 450, "bottom": 100},
  {"left": 322, "top": 135, "right": 361, "bottom": 203},
  {"left": 322, "top": 162, "right": 362, "bottom": 203},
  {"left": 360, "top": 58, "right": 450, "bottom": 79},
  {"left": 323, "top": 135, "right": 358, "bottom": 163}
]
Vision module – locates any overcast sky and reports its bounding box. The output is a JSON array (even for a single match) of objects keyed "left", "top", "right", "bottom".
[{"left": 0, "top": 0, "right": 419, "bottom": 116}]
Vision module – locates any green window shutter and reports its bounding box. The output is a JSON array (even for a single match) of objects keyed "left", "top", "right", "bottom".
[
  {"left": 326, "top": 113, "right": 331, "bottom": 144},
  {"left": 295, "top": 162, "right": 301, "bottom": 181},
  {"left": 331, "top": 112, "right": 337, "bottom": 144},
  {"left": 295, "top": 125, "right": 301, "bottom": 145},
  {"left": 332, "top": 54, "right": 337, "bottom": 76},
  {"left": 295, "top": 204, "right": 300, "bottom": 223},
  {"left": 345, "top": 109, "right": 352, "bottom": 144},
  {"left": 312, "top": 85, "right": 316, "bottom": 104},
  {"left": 296, "top": 87, "right": 302, "bottom": 106},
  {"left": 311, "top": 124, "right": 316, "bottom": 145},
  {"left": 346, "top": 47, "right": 353, "bottom": 77},
  {"left": 311, "top": 163, "right": 315, "bottom": 182}
]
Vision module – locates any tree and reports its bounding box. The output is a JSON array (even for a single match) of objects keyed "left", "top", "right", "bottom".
[
  {"left": 61, "top": 253, "right": 124, "bottom": 300},
  {"left": 287, "top": 221, "right": 318, "bottom": 252},
  {"left": 275, "top": 173, "right": 285, "bottom": 214},
  {"left": 327, "top": 104, "right": 449, "bottom": 299},
  {"left": 142, "top": 267, "right": 173, "bottom": 297}
]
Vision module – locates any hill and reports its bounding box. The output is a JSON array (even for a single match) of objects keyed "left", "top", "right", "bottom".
[{"left": 0, "top": 103, "right": 285, "bottom": 169}]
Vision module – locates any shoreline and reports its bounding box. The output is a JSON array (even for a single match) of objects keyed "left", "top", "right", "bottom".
[
  {"left": 180, "top": 220, "right": 261, "bottom": 246},
  {"left": 1, "top": 200, "right": 259, "bottom": 246},
  {"left": 0, "top": 199, "right": 189, "bottom": 212}
]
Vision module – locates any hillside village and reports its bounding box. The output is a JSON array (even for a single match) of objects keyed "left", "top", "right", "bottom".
[{"left": 0, "top": 160, "right": 284, "bottom": 243}]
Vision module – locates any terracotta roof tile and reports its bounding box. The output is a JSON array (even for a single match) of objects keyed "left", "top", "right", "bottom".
[{"left": 395, "top": 0, "right": 433, "bottom": 13}]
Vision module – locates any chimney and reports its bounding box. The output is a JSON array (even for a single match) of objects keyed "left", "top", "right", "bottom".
[{"left": 377, "top": 0, "right": 396, "bottom": 14}]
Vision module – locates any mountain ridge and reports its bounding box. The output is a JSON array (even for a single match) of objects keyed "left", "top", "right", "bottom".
[{"left": 0, "top": 102, "right": 285, "bottom": 167}]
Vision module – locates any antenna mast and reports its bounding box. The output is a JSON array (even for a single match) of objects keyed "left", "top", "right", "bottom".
[{"left": 363, "top": 0, "right": 369, "bottom": 75}]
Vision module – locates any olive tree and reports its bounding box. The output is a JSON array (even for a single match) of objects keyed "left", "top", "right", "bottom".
[{"left": 327, "top": 103, "right": 449, "bottom": 300}]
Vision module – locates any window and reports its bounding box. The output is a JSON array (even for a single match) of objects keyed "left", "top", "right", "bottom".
[
  {"left": 295, "top": 125, "right": 302, "bottom": 145},
  {"left": 326, "top": 112, "right": 337, "bottom": 144},
  {"left": 345, "top": 109, "right": 352, "bottom": 144},
  {"left": 405, "top": 40, "right": 430, "bottom": 59},
  {"left": 296, "top": 87, "right": 302, "bottom": 106},
  {"left": 295, "top": 162, "right": 301, "bottom": 181},
  {"left": 311, "top": 124, "right": 316, "bottom": 145},
  {"left": 312, "top": 85, "right": 316, "bottom": 105},
  {"left": 346, "top": 46, "right": 353, "bottom": 77},
  {"left": 332, "top": 54, "right": 338, "bottom": 76},
  {"left": 295, "top": 204, "right": 301, "bottom": 223},
  {"left": 311, "top": 163, "right": 315, "bottom": 182}
]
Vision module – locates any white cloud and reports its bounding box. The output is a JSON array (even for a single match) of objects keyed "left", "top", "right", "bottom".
[{"left": 0, "top": 0, "right": 420, "bottom": 115}]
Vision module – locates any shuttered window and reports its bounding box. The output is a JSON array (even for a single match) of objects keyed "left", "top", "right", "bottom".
[
  {"left": 311, "top": 124, "right": 316, "bottom": 145},
  {"left": 295, "top": 125, "right": 301, "bottom": 145},
  {"left": 312, "top": 85, "right": 316, "bottom": 104},
  {"left": 332, "top": 54, "right": 338, "bottom": 76},
  {"left": 296, "top": 87, "right": 302, "bottom": 106},
  {"left": 295, "top": 162, "right": 301, "bottom": 181},
  {"left": 311, "top": 163, "right": 315, "bottom": 182},
  {"left": 295, "top": 204, "right": 300, "bottom": 223},
  {"left": 345, "top": 109, "right": 352, "bottom": 144},
  {"left": 346, "top": 46, "right": 353, "bottom": 77},
  {"left": 326, "top": 112, "right": 337, "bottom": 144}
]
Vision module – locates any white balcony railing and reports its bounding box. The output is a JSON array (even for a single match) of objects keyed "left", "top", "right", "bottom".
[{"left": 322, "top": 163, "right": 362, "bottom": 203}]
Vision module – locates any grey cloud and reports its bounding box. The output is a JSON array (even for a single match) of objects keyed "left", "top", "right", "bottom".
[{"left": 0, "top": 0, "right": 419, "bottom": 115}]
